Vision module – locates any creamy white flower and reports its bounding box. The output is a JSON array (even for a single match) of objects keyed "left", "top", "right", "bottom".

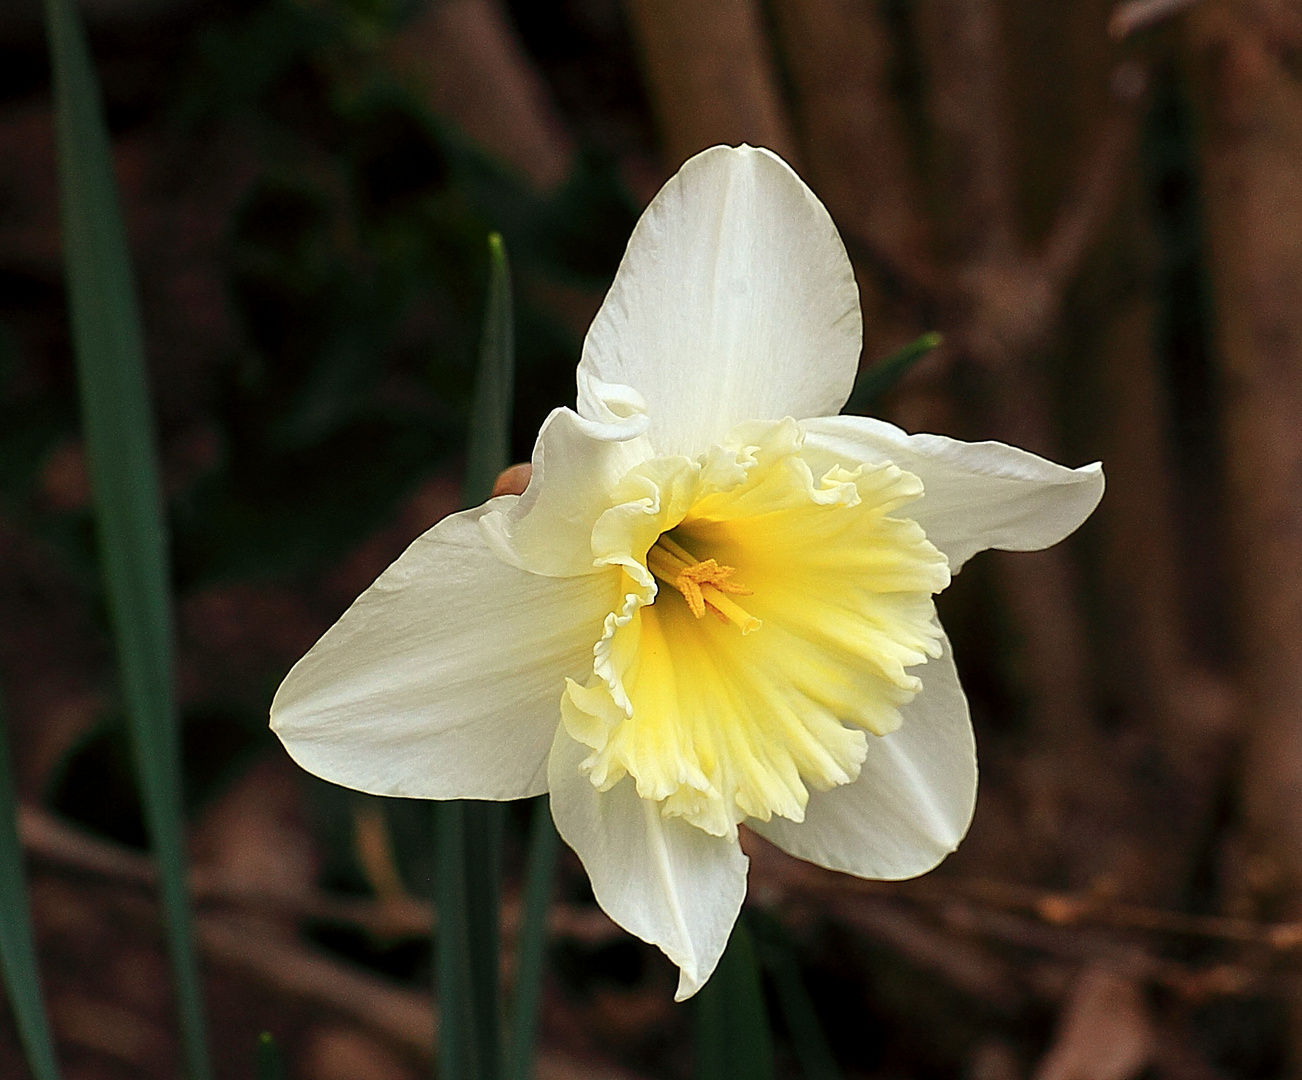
[{"left": 270, "top": 145, "right": 1104, "bottom": 999}]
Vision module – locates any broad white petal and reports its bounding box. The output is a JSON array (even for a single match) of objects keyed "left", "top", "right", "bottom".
[
  {"left": 750, "top": 635, "right": 975, "bottom": 879},
  {"left": 802, "top": 415, "right": 1104, "bottom": 572},
  {"left": 271, "top": 503, "right": 620, "bottom": 800},
  {"left": 481, "top": 406, "right": 652, "bottom": 577},
  {"left": 578, "top": 145, "right": 861, "bottom": 458},
  {"left": 548, "top": 725, "right": 749, "bottom": 999}
]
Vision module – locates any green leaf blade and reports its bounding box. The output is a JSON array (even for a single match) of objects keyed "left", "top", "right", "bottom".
[
  {"left": 750, "top": 910, "right": 842, "bottom": 1080},
  {"left": 256, "top": 1032, "right": 286, "bottom": 1080},
  {"left": 0, "top": 693, "right": 62, "bottom": 1080},
  {"left": 464, "top": 231, "right": 515, "bottom": 506},
  {"left": 694, "top": 917, "right": 775, "bottom": 1080},
  {"left": 843, "top": 331, "right": 943, "bottom": 415},
  {"left": 436, "top": 231, "right": 517, "bottom": 1080},
  {"left": 41, "top": 0, "right": 210, "bottom": 1075},
  {"left": 435, "top": 800, "right": 504, "bottom": 1080},
  {"left": 504, "top": 798, "right": 560, "bottom": 1080}
]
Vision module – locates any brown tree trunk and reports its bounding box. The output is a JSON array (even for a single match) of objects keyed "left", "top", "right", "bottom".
[
  {"left": 621, "top": 0, "right": 798, "bottom": 167},
  {"left": 1186, "top": 0, "right": 1302, "bottom": 1068},
  {"left": 388, "top": 0, "right": 573, "bottom": 190},
  {"left": 1187, "top": 0, "right": 1302, "bottom": 909}
]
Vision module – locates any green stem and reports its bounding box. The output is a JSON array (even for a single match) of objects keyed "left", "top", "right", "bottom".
[
  {"left": 436, "top": 801, "right": 503, "bottom": 1080},
  {"left": 749, "top": 909, "right": 842, "bottom": 1080},
  {"left": 694, "top": 916, "right": 774, "bottom": 1080},
  {"left": 256, "top": 1032, "right": 286, "bottom": 1080},
  {"left": 504, "top": 799, "right": 560, "bottom": 1080},
  {"left": 434, "top": 231, "right": 515, "bottom": 1079}
]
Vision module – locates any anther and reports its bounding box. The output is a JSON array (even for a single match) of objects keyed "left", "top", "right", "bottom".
[{"left": 646, "top": 534, "right": 762, "bottom": 634}]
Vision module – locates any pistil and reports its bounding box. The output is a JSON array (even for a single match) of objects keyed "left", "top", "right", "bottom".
[{"left": 646, "top": 533, "right": 762, "bottom": 634}]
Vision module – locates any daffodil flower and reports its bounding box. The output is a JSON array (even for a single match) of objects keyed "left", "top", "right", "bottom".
[{"left": 271, "top": 145, "right": 1103, "bottom": 998}]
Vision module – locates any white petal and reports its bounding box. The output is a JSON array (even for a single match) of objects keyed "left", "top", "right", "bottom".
[
  {"left": 481, "top": 406, "right": 652, "bottom": 577},
  {"left": 802, "top": 415, "right": 1105, "bottom": 572},
  {"left": 547, "top": 725, "right": 749, "bottom": 999},
  {"left": 749, "top": 635, "right": 975, "bottom": 879},
  {"left": 271, "top": 503, "right": 620, "bottom": 800},
  {"left": 578, "top": 145, "right": 861, "bottom": 458}
]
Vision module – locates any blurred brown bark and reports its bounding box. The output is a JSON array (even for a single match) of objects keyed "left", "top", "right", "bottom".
[
  {"left": 769, "top": 0, "right": 933, "bottom": 292},
  {"left": 1186, "top": 5, "right": 1302, "bottom": 1069},
  {"left": 1110, "top": 0, "right": 1207, "bottom": 39},
  {"left": 914, "top": 0, "right": 1017, "bottom": 263},
  {"left": 1192, "top": 2, "right": 1302, "bottom": 1052},
  {"left": 388, "top": 0, "right": 573, "bottom": 189},
  {"left": 1099, "top": 293, "right": 1235, "bottom": 748},
  {"left": 767, "top": 0, "right": 937, "bottom": 375},
  {"left": 1186, "top": 0, "right": 1302, "bottom": 912},
  {"left": 621, "top": 0, "right": 798, "bottom": 166},
  {"left": 913, "top": 0, "right": 1102, "bottom": 762},
  {"left": 1032, "top": 966, "right": 1155, "bottom": 1080}
]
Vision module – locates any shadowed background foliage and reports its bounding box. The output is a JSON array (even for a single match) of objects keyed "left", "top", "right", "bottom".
[{"left": 1, "top": 0, "right": 1301, "bottom": 1077}]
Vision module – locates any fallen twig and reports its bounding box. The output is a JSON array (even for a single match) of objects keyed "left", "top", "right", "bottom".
[
  {"left": 745, "top": 831, "right": 1302, "bottom": 955},
  {"left": 1109, "top": 0, "right": 1205, "bottom": 39},
  {"left": 21, "top": 805, "right": 645, "bottom": 1077},
  {"left": 27, "top": 803, "right": 1302, "bottom": 959},
  {"left": 19, "top": 803, "right": 617, "bottom": 943}
]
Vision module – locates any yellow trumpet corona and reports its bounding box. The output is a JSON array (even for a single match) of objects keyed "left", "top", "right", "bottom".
[{"left": 561, "top": 419, "right": 950, "bottom": 840}]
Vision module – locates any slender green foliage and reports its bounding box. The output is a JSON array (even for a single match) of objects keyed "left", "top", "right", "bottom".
[
  {"left": 435, "top": 796, "right": 505, "bottom": 1080},
  {"left": 255, "top": 1032, "right": 286, "bottom": 1080},
  {"left": 466, "top": 801, "right": 504, "bottom": 1076},
  {"left": 504, "top": 798, "right": 560, "bottom": 1080},
  {"left": 435, "top": 232, "right": 516, "bottom": 1080},
  {"left": 436, "top": 803, "right": 475, "bottom": 1079},
  {"left": 464, "top": 232, "right": 516, "bottom": 507},
  {"left": 40, "top": 0, "right": 209, "bottom": 1075},
  {"left": 750, "top": 910, "right": 842, "bottom": 1080},
  {"left": 0, "top": 691, "right": 61, "bottom": 1080},
  {"left": 694, "top": 917, "right": 774, "bottom": 1080},
  {"left": 843, "top": 331, "right": 943, "bottom": 414}
]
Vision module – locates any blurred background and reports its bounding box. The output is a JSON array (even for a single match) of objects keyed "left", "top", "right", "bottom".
[{"left": 1, "top": 0, "right": 1299, "bottom": 1076}]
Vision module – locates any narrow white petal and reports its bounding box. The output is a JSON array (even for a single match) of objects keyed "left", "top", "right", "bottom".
[
  {"left": 481, "top": 406, "right": 652, "bottom": 577},
  {"left": 578, "top": 145, "right": 861, "bottom": 458},
  {"left": 803, "top": 415, "right": 1104, "bottom": 572},
  {"left": 271, "top": 503, "right": 619, "bottom": 800},
  {"left": 547, "top": 726, "right": 749, "bottom": 999},
  {"left": 749, "top": 636, "right": 976, "bottom": 879}
]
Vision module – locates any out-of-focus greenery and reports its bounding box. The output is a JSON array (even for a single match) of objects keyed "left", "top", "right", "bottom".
[
  {"left": 0, "top": 690, "right": 61, "bottom": 1080},
  {"left": 1, "top": 2, "right": 652, "bottom": 1073},
  {"left": 435, "top": 232, "right": 515, "bottom": 1080},
  {"left": 43, "top": 0, "right": 211, "bottom": 1068},
  {"left": 3, "top": 0, "right": 641, "bottom": 859},
  {"left": 3, "top": 0, "right": 640, "bottom": 593},
  {"left": 167, "top": 0, "right": 637, "bottom": 587},
  {"left": 694, "top": 918, "right": 774, "bottom": 1080}
]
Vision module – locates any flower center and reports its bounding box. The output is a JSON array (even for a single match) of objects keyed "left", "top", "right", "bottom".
[
  {"left": 646, "top": 532, "right": 762, "bottom": 634},
  {"left": 561, "top": 418, "right": 951, "bottom": 839}
]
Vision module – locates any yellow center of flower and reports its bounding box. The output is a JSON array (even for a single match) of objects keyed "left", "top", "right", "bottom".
[
  {"left": 645, "top": 533, "right": 761, "bottom": 633},
  {"left": 561, "top": 418, "right": 950, "bottom": 839}
]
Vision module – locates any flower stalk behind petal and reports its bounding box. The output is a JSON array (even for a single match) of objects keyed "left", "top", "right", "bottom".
[
  {"left": 436, "top": 800, "right": 501, "bottom": 1080},
  {"left": 436, "top": 232, "right": 518, "bottom": 1080},
  {"left": 465, "top": 232, "right": 516, "bottom": 507},
  {"left": 694, "top": 917, "right": 775, "bottom": 1080}
]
